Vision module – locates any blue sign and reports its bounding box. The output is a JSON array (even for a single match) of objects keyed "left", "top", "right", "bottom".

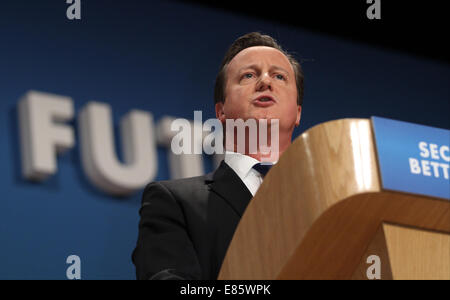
[{"left": 372, "top": 116, "right": 450, "bottom": 200}]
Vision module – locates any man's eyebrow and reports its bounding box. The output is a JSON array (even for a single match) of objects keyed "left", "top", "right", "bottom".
[
  {"left": 270, "top": 65, "right": 290, "bottom": 74},
  {"left": 237, "top": 64, "right": 290, "bottom": 74},
  {"left": 237, "top": 64, "right": 260, "bottom": 73}
]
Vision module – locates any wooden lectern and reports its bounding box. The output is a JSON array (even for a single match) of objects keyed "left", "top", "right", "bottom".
[{"left": 218, "top": 119, "right": 450, "bottom": 280}]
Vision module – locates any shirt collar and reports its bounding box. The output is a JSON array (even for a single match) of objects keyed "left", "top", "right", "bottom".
[
  {"left": 224, "top": 151, "right": 260, "bottom": 182},
  {"left": 224, "top": 151, "right": 277, "bottom": 181}
]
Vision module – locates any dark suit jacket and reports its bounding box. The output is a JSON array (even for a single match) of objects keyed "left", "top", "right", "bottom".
[{"left": 132, "top": 160, "right": 253, "bottom": 280}]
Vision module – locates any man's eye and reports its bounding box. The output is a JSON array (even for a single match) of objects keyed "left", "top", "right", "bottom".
[
  {"left": 244, "top": 73, "right": 254, "bottom": 79},
  {"left": 275, "top": 74, "right": 285, "bottom": 80}
]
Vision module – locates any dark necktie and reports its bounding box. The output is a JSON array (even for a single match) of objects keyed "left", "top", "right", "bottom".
[{"left": 252, "top": 162, "right": 273, "bottom": 178}]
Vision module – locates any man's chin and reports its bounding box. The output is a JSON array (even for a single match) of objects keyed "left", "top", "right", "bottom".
[
  {"left": 254, "top": 115, "right": 279, "bottom": 124},
  {"left": 246, "top": 111, "right": 276, "bottom": 121},
  {"left": 227, "top": 112, "right": 281, "bottom": 123}
]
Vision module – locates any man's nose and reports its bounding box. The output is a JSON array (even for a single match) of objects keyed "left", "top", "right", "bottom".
[{"left": 256, "top": 73, "right": 272, "bottom": 92}]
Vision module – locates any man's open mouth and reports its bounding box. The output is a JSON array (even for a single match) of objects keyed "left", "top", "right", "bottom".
[{"left": 253, "top": 95, "right": 276, "bottom": 106}]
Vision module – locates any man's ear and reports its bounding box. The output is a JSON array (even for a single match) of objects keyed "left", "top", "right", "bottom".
[
  {"left": 295, "top": 105, "right": 302, "bottom": 127},
  {"left": 215, "top": 101, "right": 226, "bottom": 123}
]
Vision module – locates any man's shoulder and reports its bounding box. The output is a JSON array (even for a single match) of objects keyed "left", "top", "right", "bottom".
[
  {"left": 157, "top": 173, "right": 211, "bottom": 189},
  {"left": 141, "top": 161, "right": 234, "bottom": 204},
  {"left": 143, "top": 172, "right": 214, "bottom": 198}
]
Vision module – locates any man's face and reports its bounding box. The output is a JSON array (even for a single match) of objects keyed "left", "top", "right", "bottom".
[{"left": 216, "top": 46, "right": 301, "bottom": 133}]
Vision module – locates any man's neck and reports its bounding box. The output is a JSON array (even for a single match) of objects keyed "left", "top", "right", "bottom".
[
  {"left": 225, "top": 142, "right": 290, "bottom": 163},
  {"left": 223, "top": 125, "right": 293, "bottom": 162},
  {"left": 246, "top": 152, "right": 278, "bottom": 163}
]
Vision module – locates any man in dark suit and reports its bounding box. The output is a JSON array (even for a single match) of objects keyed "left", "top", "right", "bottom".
[{"left": 132, "top": 32, "right": 304, "bottom": 280}]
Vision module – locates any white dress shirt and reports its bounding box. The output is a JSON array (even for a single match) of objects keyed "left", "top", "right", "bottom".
[{"left": 224, "top": 151, "right": 276, "bottom": 196}]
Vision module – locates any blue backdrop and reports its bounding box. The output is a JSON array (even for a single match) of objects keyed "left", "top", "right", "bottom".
[{"left": 0, "top": 1, "right": 449, "bottom": 279}]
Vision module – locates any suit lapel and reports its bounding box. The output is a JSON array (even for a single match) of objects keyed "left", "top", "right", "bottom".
[{"left": 206, "top": 161, "right": 253, "bottom": 217}]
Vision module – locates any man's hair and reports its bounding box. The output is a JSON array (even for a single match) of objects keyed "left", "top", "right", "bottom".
[{"left": 214, "top": 32, "right": 304, "bottom": 106}]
